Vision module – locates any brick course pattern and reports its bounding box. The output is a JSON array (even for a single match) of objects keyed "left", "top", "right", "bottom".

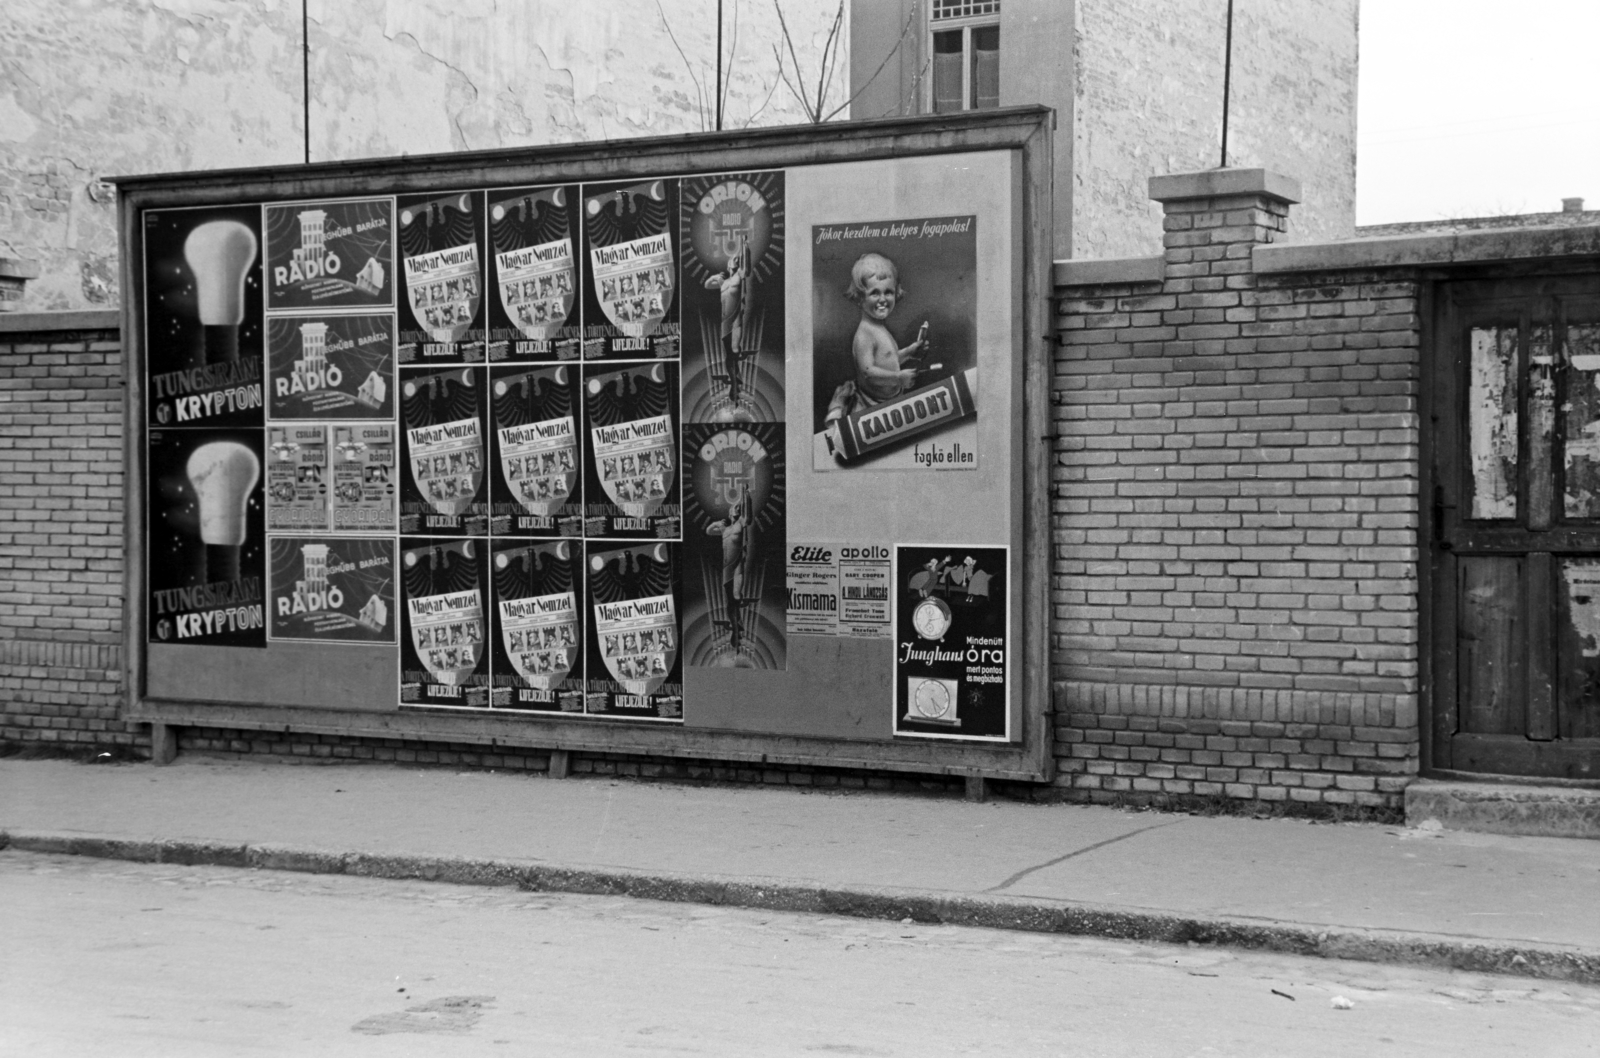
[
  {"left": 1052, "top": 188, "right": 1421, "bottom": 809},
  {"left": 0, "top": 329, "right": 139, "bottom": 750}
]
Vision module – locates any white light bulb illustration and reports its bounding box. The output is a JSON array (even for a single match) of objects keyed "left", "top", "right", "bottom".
[
  {"left": 183, "top": 220, "right": 258, "bottom": 364},
  {"left": 186, "top": 442, "right": 259, "bottom": 584}
]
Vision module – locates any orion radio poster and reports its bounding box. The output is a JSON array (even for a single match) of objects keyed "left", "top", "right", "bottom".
[
  {"left": 144, "top": 205, "right": 265, "bottom": 429},
  {"left": 399, "top": 366, "right": 490, "bottom": 536},
  {"left": 331, "top": 424, "right": 398, "bottom": 532},
  {"left": 810, "top": 216, "right": 978, "bottom": 471},
  {"left": 489, "top": 539, "right": 586, "bottom": 713},
  {"left": 489, "top": 365, "right": 583, "bottom": 538},
  {"left": 585, "top": 542, "right": 683, "bottom": 720},
  {"left": 399, "top": 537, "right": 491, "bottom": 708},
  {"left": 266, "top": 314, "right": 395, "bottom": 421},
  {"left": 583, "top": 361, "right": 681, "bottom": 539},
  {"left": 681, "top": 424, "right": 786, "bottom": 670},
  {"left": 263, "top": 198, "right": 394, "bottom": 311},
  {"left": 894, "top": 545, "right": 1008, "bottom": 740},
  {"left": 268, "top": 536, "right": 396, "bottom": 644},
  {"left": 396, "top": 190, "right": 487, "bottom": 364},
  {"left": 680, "top": 172, "right": 785, "bottom": 423},
  {"left": 487, "top": 184, "right": 582, "bottom": 362},
  {"left": 266, "top": 423, "right": 329, "bottom": 531},
  {"left": 581, "top": 179, "right": 680, "bottom": 359},
  {"left": 147, "top": 428, "right": 267, "bottom": 648}
]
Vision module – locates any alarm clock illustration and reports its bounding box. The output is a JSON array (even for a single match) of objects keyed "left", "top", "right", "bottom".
[
  {"left": 912, "top": 595, "right": 952, "bottom": 640},
  {"left": 907, "top": 676, "right": 960, "bottom": 725}
]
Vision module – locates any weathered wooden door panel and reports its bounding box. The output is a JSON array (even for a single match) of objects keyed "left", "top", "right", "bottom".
[{"left": 1431, "top": 277, "right": 1600, "bottom": 780}]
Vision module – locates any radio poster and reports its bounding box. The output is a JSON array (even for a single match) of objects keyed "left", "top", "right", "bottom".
[
  {"left": 263, "top": 198, "right": 394, "bottom": 311},
  {"left": 489, "top": 364, "right": 583, "bottom": 538},
  {"left": 396, "top": 190, "right": 486, "bottom": 364},
  {"left": 894, "top": 545, "right": 1008, "bottom": 740},
  {"left": 399, "top": 537, "right": 491, "bottom": 708},
  {"left": 143, "top": 205, "right": 265, "bottom": 429},
  {"left": 680, "top": 172, "right": 785, "bottom": 423},
  {"left": 784, "top": 542, "right": 892, "bottom": 639},
  {"left": 810, "top": 215, "right": 978, "bottom": 471},
  {"left": 487, "top": 184, "right": 582, "bottom": 362},
  {"left": 147, "top": 428, "right": 266, "bottom": 648},
  {"left": 581, "top": 178, "right": 680, "bottom": 360},
  {"left": 267, "top": 535, "right": 396, "bottom": 644},
  {"left": 681, "top": 424, "right": 786, "bottom": 670},
  {"left": 582, "top": 361, "right": 681, "bottom": 539},
  {"left": 585, "top": 542, "right": 683, "bottom": 720},
  {"left": 266, "top": 423, "right": 329, "bottom": 531},
  {"left": 489, "top": 539, "right": 586, "bottom": 713},
  {"left": 399, "top": 366, "right": 489, "bottom": 536},
  {"left": 266, "top": 314, "right": 395, "bottom": 420},
  {"left": 331, "top": 423, "right": 398, "bottom": 532}
]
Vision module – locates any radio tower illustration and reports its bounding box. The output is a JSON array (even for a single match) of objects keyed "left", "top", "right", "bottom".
[
  {"left": 293, "top": 322, "right": 328, "bottom": 379},
  {"left": 295, "top": 543, "right": 328, "bottom": 604},
  {"left": 293, "top": 210, "right": 327, "bottom": 270}
]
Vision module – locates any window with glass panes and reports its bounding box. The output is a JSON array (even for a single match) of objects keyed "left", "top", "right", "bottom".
[{"left": 930, "top": 0, "right": 1000, "bottom": 113}]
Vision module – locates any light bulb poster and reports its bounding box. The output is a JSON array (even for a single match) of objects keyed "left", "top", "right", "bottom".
[
  {"left": 398, "top": 365, "right": 490, "bottom": 537},
  {"left": 143, "top": 205, "right": 265, "bottom": 429},
  {"left": 488, "top": 364, "right": 584, "bottom": 539},
  {"left": 263, "top": 197, "right": 395, "bottom": 311},
  {"left": 486, "top": 184, "right": 582, "bottom": 363},
  {"left": 265, "top": 314, "right": 396, "bottom": 420},
  {"left": 893, "top": 545, "right": 1008, "bottom": 740},
  {"left": 396, "top": 190, "right": 487, "bottom": 364},
  {"left": 488, "top": 538, "right": 586, "bottom": 713},
  {"left": 146, "top": 428, "right": 267, "bottom": 648},
  {"left": 267, "top": 536, "right": 396, "bottom": 644},
  {"left": 581, "top": 178, "right": 681, "bottom": 360},
  {"left": 809, "top": 216, "right": 978, "bottom": 472},
  {"left": 585, "top": 541, "right": 683, "bottom": 720},
  {"left": 582, "top": 361, "right": 682, "bottom": 539},
  {"left": 681, "top": 424, "right": 787, "bottom": 671},
  {"left": 399, "top": 537, "right": 491, "bottom": 708},
  {"left": 266, "top": 423, "right": 329, "bottom": 531},
  {"left": 331, "top": 423, "right": 398, "bottom": 532},
  {"left": 679, "top": 171, "right": 786, "bottom": 424}
]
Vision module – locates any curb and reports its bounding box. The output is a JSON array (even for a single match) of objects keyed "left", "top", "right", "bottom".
[{"left": 5, "top": 828, "right": 1597, "bottom": 986}]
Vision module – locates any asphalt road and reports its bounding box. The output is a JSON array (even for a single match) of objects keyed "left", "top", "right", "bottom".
[{"left": 3, "top": 850, "right": 1596, "bottom": 1057}]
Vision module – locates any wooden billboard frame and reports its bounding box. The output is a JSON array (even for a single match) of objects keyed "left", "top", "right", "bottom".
[{"left": 118, "top": 107, "right": 1056, "bottom": 783}]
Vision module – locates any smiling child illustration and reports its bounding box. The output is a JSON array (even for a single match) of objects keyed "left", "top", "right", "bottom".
[{"left": 826, "top": 252, "right": 929, "bottom": 426}]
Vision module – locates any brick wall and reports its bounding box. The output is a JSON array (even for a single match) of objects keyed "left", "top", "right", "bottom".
[
  {"left": 1051, "top": 174, "right": 1422, "bottom": 810},
  {"left": 0, "top": 325, "right": 140, "bottom": 750}
]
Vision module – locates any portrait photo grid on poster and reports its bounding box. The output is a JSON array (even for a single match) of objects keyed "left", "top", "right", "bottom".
[{"left": 142, "top": 159, "right": 1006, "bottom": 742}]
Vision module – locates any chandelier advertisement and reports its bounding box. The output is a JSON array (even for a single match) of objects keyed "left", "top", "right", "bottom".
[{"left": 138, "top": 139, "right": 1026, "bottom": 754}]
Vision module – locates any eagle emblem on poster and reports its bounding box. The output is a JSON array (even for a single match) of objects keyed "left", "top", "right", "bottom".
[
  {"left": 399, "top": 193, "right": 482, "bottom": 345},
  {"left": 591, "top": 543, "right": 678, "bottom": 697},
  {"left": 495, "top": 369, "right": 577, "bottom": 517},
  {"left": 586, "top": 181, "right": 675, "bottom": 338},
  {"left": 403, "top": 370, "right": 484, "bottom": 518},
  {"left": 403, "top": 544, "right": 485, "bottom": 689},
  {"left": 588, "top": 363, "right": 676, "bottom": 519},
  {"left": 495, "top": 543, "right": 579, "bottom": 690},
  {"left": 491, "top": 187, "right": 576, "bottom": 342}
]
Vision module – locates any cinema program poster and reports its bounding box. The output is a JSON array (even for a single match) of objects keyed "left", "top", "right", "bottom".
[
  {"left": 399, "top": 537, "right": 491, "bottom": 709},
  {"left": 144, "top": 204, "right": 265, "bottom": 430},
  {"left": 487, "top": 184, "right": 582, "bottom": 362},
  {"left": 489, "top": 538, "right": 586, "bottom": 713},
  {"left": 147, "top": 428, "right": 266, "bottom": 648},
  {"left": 396, "top": 190, "right": 487, "bottom": 364},
  {"left": 331, "top": 424, "right": 398, "bottom": 532},
  {"left": 810, "top": 216, "right": 977, "bottom": 471},
  {"left": 581, "top": 178, "right": 680, "bottom": 360},
  {"left": 679, "top": 171, "right": 785, "bottom": 422},
  {"left": 263, "top": 197, "right": 394, "bottom": 311}
]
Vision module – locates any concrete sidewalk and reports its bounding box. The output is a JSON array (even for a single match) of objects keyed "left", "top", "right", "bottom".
[{"left": 3, "top": 758, "right": 1598, "bottom": 985}]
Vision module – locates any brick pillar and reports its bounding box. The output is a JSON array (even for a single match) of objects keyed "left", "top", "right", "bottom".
[{"left": 1148, "top": 168, "right": 1301, "bottom": 291}]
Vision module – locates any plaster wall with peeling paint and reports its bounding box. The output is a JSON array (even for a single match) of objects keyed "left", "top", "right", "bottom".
[
  {"left": 0, "top": 0, "right": 848, "bottom": 311},
  {"left": 1072, "top": 0, "right": 1358, "bottom": 259}
]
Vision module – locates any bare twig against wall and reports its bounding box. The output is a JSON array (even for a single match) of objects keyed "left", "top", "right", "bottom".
[{"left": 771, "top": 0, "right": 917, "bottom": 124}]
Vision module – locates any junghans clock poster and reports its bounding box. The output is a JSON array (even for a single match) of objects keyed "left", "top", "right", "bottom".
[{"left": 894, "top": 544, "right": 1007, "bottom": 740}]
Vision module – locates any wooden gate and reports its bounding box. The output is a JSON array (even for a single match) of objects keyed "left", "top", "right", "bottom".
[{"left": 1430, "top": 275, "right": 1600, "bottom": 779}]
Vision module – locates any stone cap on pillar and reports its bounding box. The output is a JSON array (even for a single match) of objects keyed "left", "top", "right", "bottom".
[{"left": 1148, "top": 168, "right": 1302, "bottom": 206}]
